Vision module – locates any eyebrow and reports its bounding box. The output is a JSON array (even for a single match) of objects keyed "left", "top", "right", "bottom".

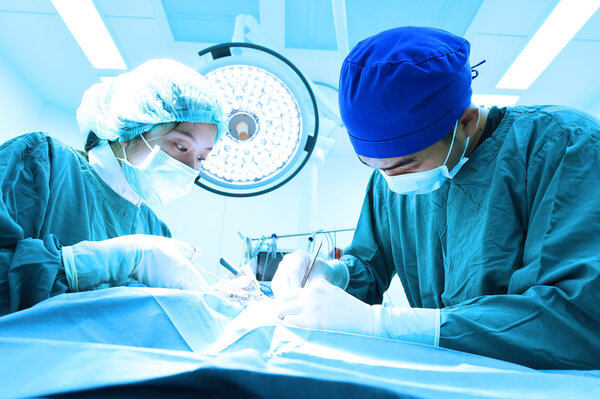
[
  {"left": 169, "top": 129, "right": 213, "bottom": 150},
  {"left": 357, "top": 155, "right": 416, "bottom": 170}
]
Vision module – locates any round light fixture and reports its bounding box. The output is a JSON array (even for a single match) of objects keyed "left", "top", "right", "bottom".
[{"left": 196, "top": 43, "right": 319, "bottom": 197}]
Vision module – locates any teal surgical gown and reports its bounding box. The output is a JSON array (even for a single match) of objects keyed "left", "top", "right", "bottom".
[
  {"left": 0, "top": 133, "right": 170, "bottom": 315},
  {"left": 342, "top": 105, "right": 600, "bottom": 369}
]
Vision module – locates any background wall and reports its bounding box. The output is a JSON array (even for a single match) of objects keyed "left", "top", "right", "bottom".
[{"left": 0, "top": 51, "right": 80, "bottom": 147}]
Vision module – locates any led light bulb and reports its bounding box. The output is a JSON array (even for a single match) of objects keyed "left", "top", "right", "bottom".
[
  {"left": 236, "top": 121, "right": 250, "bottom": 140},
  {"left": 202, "top": 65, "right": 302, "bottom": 183}
]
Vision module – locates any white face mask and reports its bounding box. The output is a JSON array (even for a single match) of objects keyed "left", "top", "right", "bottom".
[
  {"left": 380, "top": 117, "right": 474, "bottom": 195},
  {"left": 117, "top": 135, "right": 199, "bottom": 206}
]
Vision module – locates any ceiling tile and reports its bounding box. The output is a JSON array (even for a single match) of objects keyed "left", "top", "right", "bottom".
[{"left": 161, "top": 0, "right": 260, "bottom": 43}]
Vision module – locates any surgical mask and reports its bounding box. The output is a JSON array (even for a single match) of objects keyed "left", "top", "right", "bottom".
[
  {"left": 117, "top": 135, "right": 199, "bottom": 206},
  {"left": 380, "top": 118, "right": 474, "bottom": 195}
]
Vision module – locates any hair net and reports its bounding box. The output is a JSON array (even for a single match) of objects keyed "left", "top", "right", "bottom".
[
  {"left": 339, "top": 26, "right": 472, "bottom": 158},
  {"left": 76, "top": 59, "right": 227, "bottom": 143}
]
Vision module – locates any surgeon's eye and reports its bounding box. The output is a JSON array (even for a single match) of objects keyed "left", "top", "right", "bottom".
[
  {"left": 385, "top": 166, "right": 415, "bottom": 176},
  {"left": 176, "top": 144, "right": 188, "bottom": 152},
  {"left": 198, "top": 155, "right": 206, "bottom": 162}
]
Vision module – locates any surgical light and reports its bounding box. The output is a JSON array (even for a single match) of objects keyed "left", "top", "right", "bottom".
[
  {"left": 51, "top": 0, "right": 126, "bottom": 70},
  {"left": 196, "top": 43, "right": 318, "bottom": 197}
]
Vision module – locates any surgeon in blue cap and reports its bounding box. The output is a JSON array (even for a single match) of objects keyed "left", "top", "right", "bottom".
[
  {"left": 0, "top": 59, "right": 227, "bottom": 315},
  {"left": 275, "top": 27, "right": 600, "bottom": 369}
]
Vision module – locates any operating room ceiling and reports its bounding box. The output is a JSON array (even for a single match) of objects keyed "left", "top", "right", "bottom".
[{"left": 1, "top": 0, "right": 600, "bottom": 153}]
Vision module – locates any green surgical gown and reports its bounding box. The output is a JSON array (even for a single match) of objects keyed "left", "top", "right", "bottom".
[
  {"left": 0, "top": 133, "right": 170, "bottom": 315},
  {"left": 343, "top": 105, "right": 600, "bottom": 369}
]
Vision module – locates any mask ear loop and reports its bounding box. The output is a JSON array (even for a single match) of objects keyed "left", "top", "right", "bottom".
[
  {"left": 444, "top": 109, "right": 480, "bottom": 168},
  {"left": 116, "top": 133, "right": 154, "bottom": 163},
  {"left": 115, "top": 142, "right": 129, "bottom": 163},
  {"left": 140, "top": 134, "right": 154, "bottom": 151},
  {"left": 442, "top": 121, "right": 459, "bottom": 167},
  {"left": 459, "top": 110, "right": 481, "bottom": 159}
]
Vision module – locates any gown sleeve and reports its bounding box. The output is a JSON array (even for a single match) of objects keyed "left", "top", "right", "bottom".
[
  {"left": 0, "top": 134, "right": 68, "bottom": 315},
  {"left": 440, "top": 116, "right": 600, "bottom": 369},
  {"left": 342, "top": 172, "right": 396, "bottom": 305}
]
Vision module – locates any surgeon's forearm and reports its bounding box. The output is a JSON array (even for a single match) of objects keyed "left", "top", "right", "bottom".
[
  {"left": 371, "top": 306, "right": 440, "bottom": 346},
  {"left": 62, "top": 239, "right": 135, "bottom": 292},
  {"left": 439, "top": 289, "right": 600, "bottom": 369}
]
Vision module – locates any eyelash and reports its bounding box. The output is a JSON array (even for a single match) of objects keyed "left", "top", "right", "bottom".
[
  {"left": 176, "top": 144, "right": 205, "bottom": 162},
  {"left": 385, "top": 165, "right": 412, "bottom": 171}
]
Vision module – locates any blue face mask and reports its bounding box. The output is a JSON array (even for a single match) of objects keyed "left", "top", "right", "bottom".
[
  {"left": 118, "top": 135, "right": 199, "bottom": 206},
  {"left": 380, "top": 120, "right": 471, "bottom": 195}
]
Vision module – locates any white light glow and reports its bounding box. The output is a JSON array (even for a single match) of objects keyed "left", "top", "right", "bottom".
[
  {"left": 472, "top": 94, "right": 520, "bottom": 108},
  {"left": 202, "top": 65, "right": 302, "bottom": 183},
  {"left": 51, "top": 0, "right": 127, "bottom": 70},
  {"left": 496, "top": 0, "right": 600, "bottom": 90}
]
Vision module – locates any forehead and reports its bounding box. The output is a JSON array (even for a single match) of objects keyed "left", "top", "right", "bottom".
[
  {"left": 174, "top": 122, "right": 217, "bottom": 136},
  {"left": 161, "top": 122, "right": 217, "bottom": 144},
  {"left": 358, "top": 152, "right": 420, "bottom": 169},
  {"left": 358, "top": 136, "right": 449, "bottom": 169}
]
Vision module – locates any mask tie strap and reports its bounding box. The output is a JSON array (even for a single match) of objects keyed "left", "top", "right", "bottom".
[{"left": 471, "top": 59, "right": 486, "bottom": 80}]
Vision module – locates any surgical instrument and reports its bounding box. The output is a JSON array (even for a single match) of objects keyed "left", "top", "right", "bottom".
[{"left": 301, "top": 241, "right": 323, "bottom": 288}]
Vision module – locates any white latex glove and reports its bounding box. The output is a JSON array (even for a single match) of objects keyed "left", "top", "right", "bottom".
[
  {"left": 212, "top": 263, "right": 264, "bottom": 298},
  {"left": 271, "top": 249, "right": 349, "bottom": 299},
  {"left": 277, "top": 278, "right": 440, "bottom": 345},
  {"left": 62, "top": 234, "right": 209, "bottom": 292},
  {"left": 277, "top": 278, "right": 375, "bottom": 335}
]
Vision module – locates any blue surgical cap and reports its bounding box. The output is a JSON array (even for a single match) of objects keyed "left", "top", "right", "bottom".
[
  {"left": 339, "top": 26, "right": 472, "bottom": 158},
  {"left": 77, "top": 59, "right": 227, "bottom": 143}
]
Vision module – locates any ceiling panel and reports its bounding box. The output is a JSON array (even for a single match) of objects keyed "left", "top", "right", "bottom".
[
  {"left": 96, "top": 0, "right": 155, "bottom": 18},
  {"left": 466, "top": 0, "right": 600, "bottom": 108},
  {"left": 467, "top": 34, "right": 530, "bottom": 94},
  {"left": 517, "top": 39, "right": 600, "bottom": 109},
  {"left": 470, "top": 0, "right": 558, "bottom": 36},
  {"left": 161, "top": 0, "right": 260, "bottom": 43},
  {"left": 575, "top": 5, "right": 600, "bottom": 40},
  {"left": 345, "top": 0, "right": 483, "bottom": 48},
  {"left": 0, "top": 0, "right": 55, "bottom": 14},
  {"left": 0, "top": 10, "right": 99, "bottom": 112},
  {"left": 104, "top": 15, "right": 207, "bottom": 73}
]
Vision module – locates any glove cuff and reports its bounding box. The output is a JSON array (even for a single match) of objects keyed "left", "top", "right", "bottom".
[
  {"left": 325, "top": 260, "right": 350, "bottom": 289},
  {"left": 371, "top": 305, "right": 440, "bottom": 346},
  {"left": 61, "top": 246, "right": 79, "bottom": 292},
  {"left": 68, "top": 239, "right": 132, "bottom": 291}
]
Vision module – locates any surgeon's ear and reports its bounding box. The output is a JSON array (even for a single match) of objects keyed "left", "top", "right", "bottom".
[{"left": 459, "top": 106, "right": 480, "bottom": 137}]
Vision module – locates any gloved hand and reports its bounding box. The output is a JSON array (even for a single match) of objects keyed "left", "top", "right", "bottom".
[
  {"left": 277, "top": 278, "right": 440, "bottom": 345},
  {"left": 212, "top": 263, "right": 264, "bottom": 298},
  {"left": 271, "top": 249, "right": 349, "bottom": 299},
  {"left": 61, "top": 234, "right": 209, "bottom": 292},
  {"left": 277, "top": 278, "right": 375, "bottom": 335}
]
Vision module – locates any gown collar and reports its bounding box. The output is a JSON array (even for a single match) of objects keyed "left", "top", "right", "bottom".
[{"left": 88, "top": 140, "right": 142, "bottom": 207}]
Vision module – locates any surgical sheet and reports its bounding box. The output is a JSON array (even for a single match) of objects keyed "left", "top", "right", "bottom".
[{"left": 0, "top": 287, "right": 598, "bottom": 398}]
